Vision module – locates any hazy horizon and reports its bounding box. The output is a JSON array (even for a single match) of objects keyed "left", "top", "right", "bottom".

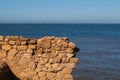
[{"left": 0, "top": 0, "right": 120, "bottom": 23}]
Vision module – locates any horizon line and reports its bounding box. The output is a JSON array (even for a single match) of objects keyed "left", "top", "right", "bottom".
[{"left": 0, "top": 22, "right": 120, "bottom": 24}]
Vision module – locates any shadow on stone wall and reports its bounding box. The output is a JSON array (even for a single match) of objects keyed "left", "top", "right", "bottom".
[{"left": 0, "top": 62, "right": 20, "bottom": 80}]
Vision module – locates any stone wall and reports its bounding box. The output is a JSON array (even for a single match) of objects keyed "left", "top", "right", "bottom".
[{"left": 0, "top": 36, "right": 79, "bottom": 80}]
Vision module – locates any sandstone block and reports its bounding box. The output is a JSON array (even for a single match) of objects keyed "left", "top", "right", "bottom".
[
  {"left": 54, "top": 57, "right": 61, "bottom": 63},
  {"left": 28, "top": 39, "right": 36, "bottom": 44},
  {"left": 32, "top": 75, "right": 39, "bottom": 80},
  {"left": 2, "top": 45, "right": 11, "bottom": 51},
  {"left": 56, "top": 40, "right": 62, "bottom": 47},
  {"left": 28, "top": 71, "right": 36, "bottom": 77},
  {"left": 20, "top": 37, "right": 28, "bottom": 41},
  {"left": 51, "top": 39, "right": 56, "bottom": 43},
  {"left": 62, "top": 41, "right": 68, "bottom": 48},
  {"left": 52, "top": 63, "right": 59, "bottom": 69},
  {"left": 1, "top": 42, "right": 8, "bottom": 45},
  {"left": 13, "top": 45, "right": 17, "bottom": 49},
  {"left": 42, "top": 54, "right": 50, "bottom": 58},
  {"left": 4, "top": 37, "right": 9, "bottom": 41},
  {"left": 68, "top": 42, "right": 75, "bottom": 48},
  {"left": 56, "top": 66, "right": 63, "bottom": 71},
  {"left": 47, "top": 73, "right": 56, "bottom": 79},
  {"left": 7, "top": 36, "right": 18, "bottom": 41},
  {"left": 43, "top": 48, "right": 51, "bottom": 53},
  {"left": 36, "top": 48, "right": 43, "bottom": 54},
  {"left": 21, "top": 41, "right": 27, "bottom": 45},
  {"left": 56, "top": 71, "right": 64, "bottom": 79},
  {"left": 62, "top": 68, "right": 73, "bottom": 74},
  {"left": 62, "top": 58, "right": 69, "bottom": 63},
  {"left": 16, "top": 40, "right": 21, "bottom": 45},
  {"left": 50, "top": 53, "right": 58, "bottom": 58},
  {"left": 55, "top": 46, "right": 61, "bottom": 51},
  {"left": 38, "top": 72, "right": 46, "bottom": 77},
  {"left": 28, "top": 45, "right": 36, "bottom": 49},
  {"left": 42, "top": 67, "right": 48, "bottom": 71},
  {"left": 37, "top": 38, "right": 51, "bottom": 48},
  {"left": 66, "top": 63, "right": 76, "bottom": 68},
  {"left": 35, "top": 67, "right": 42, "bottom": 72},
  {"left": 64, "top": 74, "right": 73, "bottom": 79},
  {"left": 26, "top": 49, "right": 33, "bottom": 54},
  {"left": 38, "top": 59, "right": 48, "bottom": 65},
  {"left": 65, "top": 48, "right": 73, "bottom": 53},
  {"left": 40, "top": 77, "right": 47, "bottom": 80},
  {"left": 18, "top": 45, "right": 27, "bottom": 50},
  {"left": 7, "top": 49, "right": 18, "bottom": 61},
  {"left": 49, "top": 59, "right": 54, "bottom": 64},
  {"left": 23, "top": 54, "right": 32, "bottom": 58},
  {"left": 47, "top": 67, "right": 54, "bottom": 72},
  {"left": 52, "top": 43, "right": 56, "bottom": 47},
  {"left": 28, "top": 61, "right": 35, "bottom": 70},
  {"left": 0, "top": 50, "right": 7, "bottom": 58},
  {"left": 9, "top": 40, "right": 15, "bottom": 45},
  {"left": 45, "top": 63, "right": 52, "bottom": 68},
  {"left": 58, "top": 53, "right": 66, "bottom": 58},
  {"left": 0, "top": 36, "right": 3, "bottom": 40},
  {"left": 51, "top": 49, "right": 56, "bottom": 53},
  {"left": 70, "top": 58, "right": 79, "bottom": 63},
  {"left": 66, "top": 53, "right": 74, "bottom": 58}
]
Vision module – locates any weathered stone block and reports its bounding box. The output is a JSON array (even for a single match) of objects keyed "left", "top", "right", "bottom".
[
  {"left": 32, "top": 75, "right": 39, "bottom": 80},
  {"left": 7, "top": 49, "right": 18, "bottom": 61},
  {"left": 28, "top": 45, "right": 36, "bottom": 49},
  {"left": 28, "top": 61, "right": 35, "bottom": 70},
  {"left": 65, "top": 48, "right": 73, "bottom": 53},
  {"left": 16, "top": 40, "right": 21, "bottom": 45},
  {"left": 2, "top": 45, "right": 11, "bottom": 51},
  {"left": 68, "top": 42, "right": 75, "bottom": 48},
  {"left": 38, "top": 72, "right": 46, "bottom": 77},
  {"left": 66, "top": 63, "right": 76, "bottom": 69},
  {"left": 36, "top": 48, "right": 43, "bottom": 54},
  {"left": 19, "top": 37, "right": 28, "bottom": 41},
  {"left": 70, "top": 58, "right": 79, "bottom": 63},
  {"left": 9, "top": 40, "right": 15, "bottom": 45},
  {"left": 62, "top": 58, "right": 70, "bottom": 63},
  {"left": 66, "top": 53, "right": 74, "bottom": 58},
  {"left": 21, "top": 41, "right": 27, "bottom": 45},
  {"left": 37, "top": 38, "right": 51, "bottom": 48},
  {"left": 28, "top": 39, "right": 37, "bottom": 44},
  {"left": 62, "top": 68, "right": 73, "bottom": 74},
  {"left": 0, "top": 50, "right": 7, "bottom": 58},
  {"left": 38, "top": 59, "right": 48, "bottom": 65},
  {"left": 47, "top": 73, "right": 56, "bottom": 79},
  {"left": 40, "top": 77, "right": 47, "bottom": 80},
  {"left": 0, "top": 36, "right": 3, "bottom": 40},
  {"left": 18, "top": 45, "right": 27, "bottom": 50},
  {"left": 64, "top": 74, "right": 73, "bottom": 79},
  {"left": 26, "top": 49, "right": 33, "bottom": 54}
]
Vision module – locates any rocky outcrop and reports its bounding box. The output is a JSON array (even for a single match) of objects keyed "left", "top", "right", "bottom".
[{"left": 0, "top": 36, "right": 79, "bottom": 80}]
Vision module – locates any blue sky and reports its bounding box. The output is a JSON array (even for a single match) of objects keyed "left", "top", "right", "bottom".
[{"left": 0, "top": 0, "right": 120, "bottom": 23}]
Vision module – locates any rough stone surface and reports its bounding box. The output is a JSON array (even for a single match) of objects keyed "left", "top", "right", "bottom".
[
  {"left": 0, "top": 36, "right": 3, "bottom": 40},
  {"left": 2, "top": 45, "right": 11, "bottom": 51},
  {"left": 0, "top": 36, "right": 79, "bottom": 80}
]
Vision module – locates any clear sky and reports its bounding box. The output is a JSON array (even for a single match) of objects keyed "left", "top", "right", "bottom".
[{"left": 0, "top": 0, "right": 120, "bottom": 23}]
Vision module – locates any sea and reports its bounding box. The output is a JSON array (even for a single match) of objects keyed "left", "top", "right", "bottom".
[{"left": 0, "top": 24, "right": 120, "bottom": 80}]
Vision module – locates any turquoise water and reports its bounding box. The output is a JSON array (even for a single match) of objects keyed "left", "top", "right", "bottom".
[{"left": 0, "top": 24, "right": 120, "bottom": 80}]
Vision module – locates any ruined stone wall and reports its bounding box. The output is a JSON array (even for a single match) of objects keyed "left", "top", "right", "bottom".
[{"left": 0, "top": 36, "right": 79, "bottom": 80}]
